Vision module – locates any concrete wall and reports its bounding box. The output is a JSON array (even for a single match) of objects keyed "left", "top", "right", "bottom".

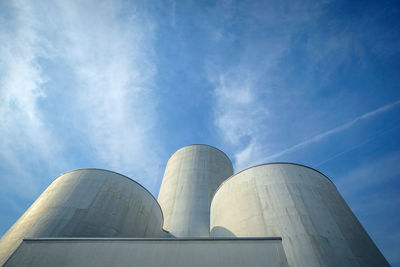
[
  {"left": 210, "top": 163, "right": 390, "bottom": 267},
  {"left": 5, "top": 237, "right": 288, "bottom": 267},
  {"left": 158, "top": 145, "right": 233, "bottom": 237},
  {"left": 0, "top": 169, "right": 165, "bottom": 265}
]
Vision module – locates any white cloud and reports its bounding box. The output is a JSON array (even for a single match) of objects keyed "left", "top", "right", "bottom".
[
  {"left": 0, "top": 1, "right": 65, "bottom": 197},
  {"left": 207, "top": 0, "right": 391, "bottom": 174},
  {"left": 211, "top": 70, "right": 270, "bottom": 171},
  {"left": 0, "top": 0, "right": 163, "bottom": 197},
  {"left": 209, "top": 37, "right": 288, "bottom": 171},
  {"left": 53, "top": 0, "right": 163, "bottom": 191},
  {"left": 214, "top": 79, "right": 399, "bottom": 171}
]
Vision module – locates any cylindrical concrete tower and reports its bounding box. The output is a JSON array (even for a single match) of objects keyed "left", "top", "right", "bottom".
[
  {"left": 0, "top": 169, "right": 165, "bottom": 265},
  {"left": 210, "top": 163, "right": 389, "bottom": 267},
  {"left": 158, "top": 144, "right": 233, "bottom": 237}
]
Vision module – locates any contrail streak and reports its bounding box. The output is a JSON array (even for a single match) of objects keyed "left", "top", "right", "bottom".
[
  {"left": 261, "top": 99, "right": 400, "bottom": 162},
  {"left": 315, "top": 124, "right": 400, "bottom": 167}
]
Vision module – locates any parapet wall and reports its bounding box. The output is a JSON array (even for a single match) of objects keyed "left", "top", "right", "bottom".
[{"left": 4, "top": 237, "right": 288, "bottom": 267}]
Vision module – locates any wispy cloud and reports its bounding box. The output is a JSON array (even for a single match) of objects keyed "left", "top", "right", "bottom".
[
  {"left": 207, "top": 0, "right": 400, "bottom": 173},
  {"left": 213, "top": 58, "right": 400, "bottom": 171},
  {"left": 53, "top": 0, "right": 163, "bottom": 190},
  {"left": 213, "top": 72, "right": 268, "bottom": 144},
  {"left": 211, "top": 70, "right": 270, "bottom": 171},
  {"left": 208, "top": 35, "right": 288, "bottom": 171},
  {"left": 0, "top": 1, "right": 65, "bottom": 197},
  {"left": 0, "top": 0, "right": 163, "bottom": 197}
]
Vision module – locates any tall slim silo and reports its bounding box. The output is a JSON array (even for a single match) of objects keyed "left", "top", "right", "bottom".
[
  {"left": 0, "top": 169, "right": 166, "bottom": 265},
  {"left": 158, "top": 144, "right": 233, "bottom": 237},
  {"left": 210, "top": 163, "right": 389, "bottom": 267}
]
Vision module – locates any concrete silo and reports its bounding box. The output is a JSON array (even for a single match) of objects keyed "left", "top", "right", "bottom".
[
  {"left": 158, "top": 145, "right": 233, "bottom": 237},
  {"left": 210, "top": 163, "right": 389, "bottom": 267},
  {"left": 0, "top": 169, "right": 165, "bottom": 265}
]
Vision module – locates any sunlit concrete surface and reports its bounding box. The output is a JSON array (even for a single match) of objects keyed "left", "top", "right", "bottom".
[
  {"left": 0, "top": 145, "right": 390, "bottom": 266},
  {"left": 210, "top": 163, "right": 390, "bottom": 267},
  {"left": 158, "top": 145, "right": 233, "bottom": 237},
  {"left": 4, "top": 237, "right": 288, "bottom": 267},
  {"left": 0, "top": 169, "right": 165, "bottom": 266}
]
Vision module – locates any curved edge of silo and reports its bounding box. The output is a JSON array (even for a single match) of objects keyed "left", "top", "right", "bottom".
[
  {"left": 212, "top": 162, "right": 335, "bottom": 201},
  {"left": 166, "top": 144, "right": 233, "bottom": 171},
  {"left": 54, "top": 168, "right": 165, "bottom": 222}
]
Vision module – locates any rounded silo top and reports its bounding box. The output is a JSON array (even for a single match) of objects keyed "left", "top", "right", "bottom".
[
  {"left": 166, "top": 144, "right": 233, "bottom": 171},
  {"left": 212, "top": 162, "right": 335, "bottom": 200}
]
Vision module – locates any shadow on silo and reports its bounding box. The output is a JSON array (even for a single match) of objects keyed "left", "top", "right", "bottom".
[{"left": 210, "top": 226, "right": 236, "bottom": 237}]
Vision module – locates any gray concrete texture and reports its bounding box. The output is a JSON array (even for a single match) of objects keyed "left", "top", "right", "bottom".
[
  {"left": 0, "top": 169, "right": 166, "bottom": 266},
  {"left": 157, "top": 145, "right": 233, "bottom": 237},
  {"left": 5, "top": 238, "right": 289, "bottom": 267},
  {"left": 210, "top": 163, "right": 390, "bottom": 267}
]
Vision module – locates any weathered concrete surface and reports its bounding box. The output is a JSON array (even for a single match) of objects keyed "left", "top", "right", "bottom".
[
  {"left": 158, "top": 145, "right": 233, "bottom": 237},
  {"left": 0, "top": 169, "right": 166, "bottom": 266},
  {"left": 4, "top": 237, "right": 288, "bottom": 267},
  {"left": 210, "top": 163, "right": 390, "bottom": 267}
]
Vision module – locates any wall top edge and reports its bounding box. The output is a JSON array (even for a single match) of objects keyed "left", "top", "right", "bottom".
[{"left": 23, "top": 237, "right": 282, "bottom": 241}]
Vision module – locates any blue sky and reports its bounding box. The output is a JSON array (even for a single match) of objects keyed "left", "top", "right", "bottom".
[{"left": 1, "top": 0, "right": 399, "bottom": 264}]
